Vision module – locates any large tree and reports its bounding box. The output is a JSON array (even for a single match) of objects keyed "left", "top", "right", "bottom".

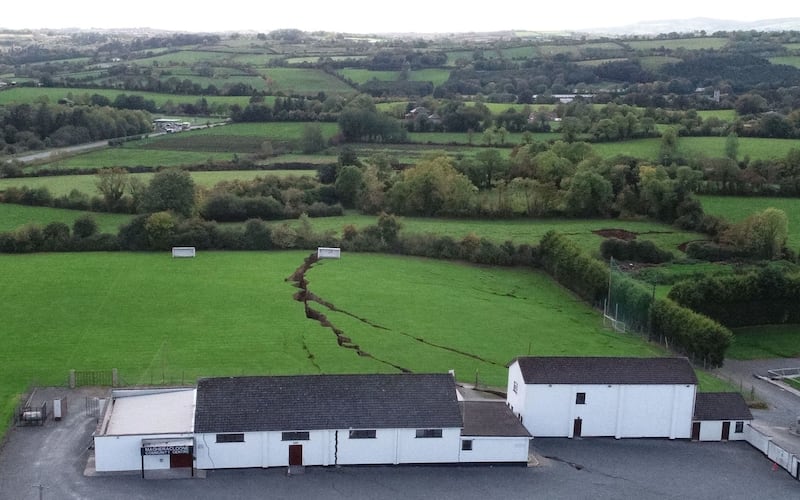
[
  {"left": 140, "top": 169, "right": 196, "bottom": 217},
  {"left": 95, "top": 168, "right": 128, "bottom": 209}
]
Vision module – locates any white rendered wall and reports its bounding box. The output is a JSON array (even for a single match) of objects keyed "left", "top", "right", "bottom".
[
  {"left": 505, "top": 362, "right": 527, "bottom": 420},
  {"left": 697, "top": 421, "right": 748, "bottom": 441},
  {"left": 195, "top": 432, "right": 262, "bottom": 469},
  {"left": 336, "top": 429, "right": 398, "bottom": 465},
  {"left": 616, "top": 385, "right": 694, "bottom": 438},
  {"left": 94, "top": 433, "right": 193, "bottom": 472},
  {"left": 197, "top": 428, "right": 463, "bottom": 469},
  {"left": 517, "top": 383, "right": 695, "bottom": 438},
  {"left": 263, "top": 430, "right": 328, "bottom": 467},
  {"left": 698, "top": 421, "right": 722, "bottom": 441},
  {"left": 458, "top": 437, "right": 530, "bottom": 463},
  {"left": 396, "top": 428, "right": 461, "bottom": 463}
]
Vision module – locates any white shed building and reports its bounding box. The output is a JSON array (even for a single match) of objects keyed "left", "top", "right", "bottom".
[
  {"left": 506, "top": 357, "right": 697, "bottom": 439},
  {"left": 194, "top": 373, "right": 529, "bottom": 470},
  {"left": 93, "top": 388, "right": 196, "bottom": 476},
  {"left": 692, "top": 392, "right": 753, "bottom": 442},
  {"left": 459, "top": 401, "right": 531, "bottom": 463}
]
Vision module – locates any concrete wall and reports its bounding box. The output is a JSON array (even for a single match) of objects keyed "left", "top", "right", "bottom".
[
  {"left": 515, "top": 382, "right": 696, "bottom": 439},
  {"left": 94, "top": 433, "right": 193, "bottom": 472},
  {"left": 458, "top": 437, "right": 529, "bottom": 463},
  {"left": 745, "top": 425, "right": 800, "bottom": 480}
]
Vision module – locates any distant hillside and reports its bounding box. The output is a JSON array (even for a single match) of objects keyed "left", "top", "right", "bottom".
[{"left": 584, "top": 17, "right": 800, "bottom": 36}]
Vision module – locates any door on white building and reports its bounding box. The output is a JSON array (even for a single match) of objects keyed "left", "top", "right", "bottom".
[
  {"left": 289, "top": 445, "right": 303, "bottom": 466},
  {"left": 573, "top": 418, "right": 582, "bottom": 438},
  {"left": 691, "top": 422, "right": 701, "bottom": 441},
  {"left": 721, "top": 421, "right": 730, "bottom": 441}
]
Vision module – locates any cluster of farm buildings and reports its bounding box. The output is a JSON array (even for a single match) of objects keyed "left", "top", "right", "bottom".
[{"left": 92, "top": 356, "right": 767, "bottom": 477}]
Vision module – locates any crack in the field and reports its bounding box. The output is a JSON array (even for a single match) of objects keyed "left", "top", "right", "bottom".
[
  {"left": 287, "top": 252, "right": 412, "bottom": 373},
  {"left": 287, "top": 252, "right": 503, "bottom": 372},
  {"left": 300, "top": 334, "right": 321, "bottom": 372}
]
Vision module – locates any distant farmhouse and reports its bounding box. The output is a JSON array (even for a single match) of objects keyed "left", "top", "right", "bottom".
[{"left": 92, "top": 356, "right": 758, "bottom": 477}]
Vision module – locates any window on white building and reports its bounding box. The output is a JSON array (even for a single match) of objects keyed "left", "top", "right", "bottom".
[
  {"left": 216, "top": 433, "right": 244, "bottom": 443},
  {"left": 576, "top": 392, "right": 586, "bottom": 405},
  {"left": 513, "top": 381, "right": 518, "bottom": 394},
  {"left": 461, "top": 440, "right": 473, "bottom": 451},
  {"left": 735, "top": 421, "right": 744, "bottom": 433},
  {"left": 349, "top": 429, "right": 377, "bottom": 439},
  {"left": 282, "top": 431, "right": 310, "bottom": 441},
  {"left": 415, "top": 429, "right": 443, "bottom": 438}
]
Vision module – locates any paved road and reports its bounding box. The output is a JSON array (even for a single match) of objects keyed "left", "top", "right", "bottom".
[
  {"left": 8, "top": 139, "right": 111, "bottom": 164},
  {"left": 715, "top": 357, "right": 800, "bottom": 427},
  {"left": 1, "top": 388, "right": 797, "bottom": 500},
  {"left": 6, "top": 122, "right": 226, "bottom": 165}
]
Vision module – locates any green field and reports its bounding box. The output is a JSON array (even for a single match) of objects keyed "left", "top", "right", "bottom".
[
  {"left": 339, "top": 69, "right": 398, "bottom": 83},
  {"left": 0, "top": 204, "right": 133, "bottom": 233},
  {"left": 0, "top": 170, "right": 319, "bottom": 197},
  {"left": 639, "top": 56, "right": 682, "bottom": 71},
  {"left": 257, "top": 68, "right": 356, "bottom": 95},
  {"left": 769, "top": 56, "right": 800, "bottom": 68},
  {"left": 626, "top": 37, "right": 728, "bottom": 50},
  {"left": 27, "top": 122, "right": 341, "bottom": 170},
  {"left": 32, "top": 149, "right": 237, "bottom": 170},
  {"left": 698, "top": 195, "right": 800, "bottom": 249},
  {"left": 726, "top": 325, "right": 800, "bottom": 359},
  {"left": 283, "top": 214, "right": 703, "bottom": 255},
  {"left": 0, "top": 251, "right": 728, "bottom": 434},
  {"left": 696, "top": 109, "right": 737, "bottom": 121},
  {"left": 592, "top": 136, "right": 800, "bottom": 162},
  {"left": 0, "top": 87, "right": 251, "bottom": 109}
]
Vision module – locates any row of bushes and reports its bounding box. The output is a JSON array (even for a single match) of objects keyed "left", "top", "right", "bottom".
[
  {"left": 538, "top": 230, "right": 730, "bottom": 366},
  {"left": 668, "top": 265, "right": 800, "bottom": 327},
  {"left": 650, "top": 298, "right": 733, "bottom": 368},
  {"left": 0, "top": 217, "right": 119, "bottom": 253},
  {"left": 600, "top": 238, "right": 674, "bottom": 264},
  {"left": 686, "top": 241, "right": 770, "bottom": 261},
  {"left": 538, "top": 231, "right": 608, "bottom": 304},
  {"left": 608, "top": 272, "right": 655, "bottom": 332},
  {"left": 199, "top": 194, "right": 343, "bottom": 222},
  {"left": 0, "top": 212, "right": 540, "bottom": 269}
]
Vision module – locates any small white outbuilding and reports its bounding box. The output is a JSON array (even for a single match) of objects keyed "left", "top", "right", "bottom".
[
  {"left": 93, "top": 388, "right": 196, "bottom": 476},
  {"left": 692, "top": 392, "right": 753, "bottom": 441},
  {"left": 506, "top": 356, "right": 698, "bottom": 439}
]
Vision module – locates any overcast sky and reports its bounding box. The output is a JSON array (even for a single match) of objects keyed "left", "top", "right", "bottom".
[{"left": 3, "top": 1, "right": 799, "bottom": 33}]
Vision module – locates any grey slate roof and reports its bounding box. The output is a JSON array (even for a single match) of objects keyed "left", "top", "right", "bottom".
[
  {"left": 693, "top": 392, "right": 753, "bottom": 421},
  {"left": 460, "top": 401, "right": 531, "bottom": 437},
  {"left": 511, "top": 356, "right": 698, "bottom": 386},
  {"left": 194, "top": 373, "right": 463, "bottom": 433}
]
